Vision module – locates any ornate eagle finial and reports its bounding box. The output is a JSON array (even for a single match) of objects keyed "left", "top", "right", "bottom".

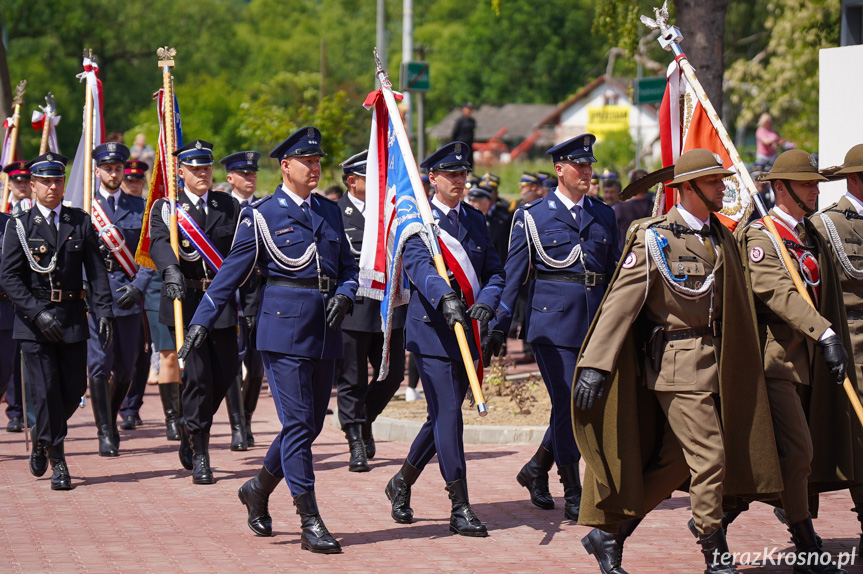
[
  {"left": 12, "top": 80, "right": 26, "bottom": 106},
  {"left": 157, "top": 46, "right": 177, "bottom": 68}
]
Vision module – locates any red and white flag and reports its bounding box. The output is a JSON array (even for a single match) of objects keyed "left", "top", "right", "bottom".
[
  {"left": 66, "top": 55, "right": 104, "bottom": 210},
  {"left": 0, "top": 117, "right": 15, "bottom": 168},
  {"left": 659, "top": 59, "right": 750, "bottom": 230},
  {"left": 31, "top": 110, "right": 61, "bottom": 154}
]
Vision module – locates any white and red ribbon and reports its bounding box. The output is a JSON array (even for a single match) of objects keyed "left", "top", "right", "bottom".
[
  {"left": 30, "top": 110, "right": 62, "bottom": 154},
  {"left": 91, "top": 199, "right": 137, "bottom": 279},
  {"left": 176, "top": 205, "right": 223, "bottom": 272}
]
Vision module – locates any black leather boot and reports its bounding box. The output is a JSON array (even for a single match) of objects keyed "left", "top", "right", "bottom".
[
  {"left": 775, "top": 507, "right": 822, "bottom": 548},
  {"left": 158, "top": 383, "right": 181, "bottom": 441},
  {"left": 344, "top": 423, "right": 369, "bottom": 472},
  {"left": 445, "top": 479, "right": 488, "bottom": 537},
  {"left": 7, "top": 416, "right": 23, "bottom": 432},
  {"left": 386, "top": 460, "right": 421, "bottom": 524},
  {"left": 582, "top": 518, "right": 642, "bottom": 574},
  {"left": 119, "top": 414, "right": 137, "bottom": 430},
  {"left": 516, "top": 445, "right": 555, "bottom": 510},
  {"left": 242, "top": 374, "right": 264, "bottom": 447},
  {"left": 558, "top": 462, "right": 582, "bottom": 521},
  {"left": 47, "top": 443, "right": 71, "bottom": 491},
  {"left": 237, "top": 466, "right": 280, "bottom": 536},
  {"left": 293, "top": 491, "right": 342, "bottom": 554},
  {"left": 177, "top": 419, "right": 194, "bottom": 470},
  {"left": 788, "top": 518, "right": 847, "bottom": 574},
  {"left": 108, "top": 378, "right": 131, "bottom": 448},
  {"left": 29, "top": 430, "right": 48, "bottom": 477},
  {"left": 89, "top": 377, "right": 118, "bottom": 457},
  {"left": 225, "top": 376, "right": 248, "bottom": 451},
  {"left": 191, "top": 432, "right": 214, "bottom": 484},
  {"left": 698, "top": 528, "right": 739, "bottom": 573},
  {"left": 362, "top": 419, "right": 376, "bottom": 459}
]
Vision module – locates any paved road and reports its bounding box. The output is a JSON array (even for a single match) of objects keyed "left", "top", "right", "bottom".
[{"left": 1, "top": 384, "right": 860, "bottom": 573}]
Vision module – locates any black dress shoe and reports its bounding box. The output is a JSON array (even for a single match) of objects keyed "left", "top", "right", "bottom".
[
  {"left": 29, "top": 441, "right": 49, "bottom": 477},
  {"left": 237, "top": 467, "right": 281, "bottom": 536},
  {"left": 445, "top": 479, "right": 488, "bottom": 537},
  {"left": 294, "top": 491, "right": 342, "bottom": 554},
  {"left": 50, "top": 460, "right": 72, "bottom": 490},
  {"left": 177, "top": 421, "right": 194, "bottom": 471},
  {"left": 134, "top": 415, "right": 142, "bottom": 426},
  {"left": 6, "top": 416, "right": 23, "bottom": 432},
  {"left": 119, "top": 415, "right": 137, "bottom": 430},
  {"left": 191, "top": 432, "right": 214, "bottom": 484}
]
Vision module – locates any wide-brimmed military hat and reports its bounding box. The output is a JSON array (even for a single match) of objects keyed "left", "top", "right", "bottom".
[
  {"left": 834, "top": 144, "right": 863, "bottom": 176},
  {"left": 667, "top": 149, "right": 733, "bottom": 187},
  {"left": 761, "top": 149, "right": 826, "bottom": 182}
]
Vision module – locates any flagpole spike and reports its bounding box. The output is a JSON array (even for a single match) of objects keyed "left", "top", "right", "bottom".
[
  {"left": 373, "top": 49, "right": 392, "bottom": 91},
  {"left": 12, "top": 81, "right": 26, "bottom": 106}
]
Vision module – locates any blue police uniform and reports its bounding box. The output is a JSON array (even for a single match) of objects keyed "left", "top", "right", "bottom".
[
  {"left": 183, "top": 127, "right": 356, "bottom": 553},
  {"left": 488, "top": 134, "right": 621, "bottom": 520},
  {"left": 0, "top": 153, "right": 114, "bottom": 489},
  {"left": 86, "top": 143, "right": 155, "bottom": 456},
  {"left": 385, "top": 142, "right": 504, "bottom": 538},
  {"left": 335, "top": 150, "right": 406, "bottom": 471}
]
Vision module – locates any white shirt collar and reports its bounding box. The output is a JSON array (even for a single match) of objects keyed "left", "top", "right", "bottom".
[
  {"left": 348, "top": 193, "right": 365, "bottom": 213},
  {"left": 35, "top": 201, "right": 61, "bottom": 225},
  {"left": 99, "top": 186, "right": 122, "bottom": 202},
  {"left": 773, "top": 204, "right": 803, "bottom": 229},
  {"left": 553, "top": 189, "right": 585, "bottom": 211},
  {"left": 184, "top": 188, "right": 209, "bottom": 208},
  {"left": 282, "top": 185, "right": 312, "bottom": 208},
  {"left": 431, "top": 196, "right": 460, "bottom": 217},
  {"left": 845, "top": 192, "right": 863, "bottom": 214},
  {"left": 232, "top": 191, "right": 254, "bottom": 205},
  {"left": 676, "top": 203, "right": 710, "bottom": 231}
]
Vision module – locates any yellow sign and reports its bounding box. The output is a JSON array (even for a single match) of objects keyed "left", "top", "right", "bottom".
[{"left": 587, "top": 105, "right": 630, "bottom": 138}]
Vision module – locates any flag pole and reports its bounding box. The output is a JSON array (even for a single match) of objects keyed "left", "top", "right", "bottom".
[
  {"left": 82, "top": 50, "right": 96, "bottom": 215},
  {"left": 1, "top": 80, "right": 26, "bottom": 213},
  {"left": 38, "top": 93, "right": 56, "bottom": 155},
  {"left": 157, "top": 46, "right": 185, "bottom": 368},
  {"left": 374, "top": 51, "right": 488, "bottom": 416},
  {"left": 642, "top": 1, "right": 863, "bottom": 428}
]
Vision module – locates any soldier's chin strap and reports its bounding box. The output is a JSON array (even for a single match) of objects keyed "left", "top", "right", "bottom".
[
  {"left": 782, "top": 179, "right": 815, "bottom": 216},
  {"left": 690, "top": 181, "right": 722, "bottom": 213}
]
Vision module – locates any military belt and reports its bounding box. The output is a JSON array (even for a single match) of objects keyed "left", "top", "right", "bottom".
[
  {"left": 535, "top": 271, "right": 608, "bottom": 287},
  {"left": 664, "top": 323, "right": 719, "bottom": 341},
  {"left": 103, "top": 258, "right": 124, "bottom": 273},
  {"left": 33, "top": 289, "right": 86, "bottom": 302},
  {"left": 265, "top": 276, "right": 336, "bottom": 292},
  {"left": 847, "top": 308, "right": 863, "bottom": 321},
  {"left": 185, "top": 279, "right": 212, "bottom": 292}
]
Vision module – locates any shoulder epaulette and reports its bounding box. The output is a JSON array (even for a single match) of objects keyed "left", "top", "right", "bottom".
[
  {"left": 523, "top": 198, "right": 544, "bottom": 210},
  {"left": 815, "top": 202, "right": 840, "bottom": 215},
  {"left": 251, "top": 195, "right": 270, "bottom": 207},
  {"left": 631, "top": 215, "right": 666, "bottom": 235}
]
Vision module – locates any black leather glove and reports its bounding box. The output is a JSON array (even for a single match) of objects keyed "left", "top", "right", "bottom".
[
  {"left": 34, "top": 309, "right": 63, "bottom": 342},
  {"left": 818, "top": 334, "right": 848, "bottom": 384},
  {"left": 178, "top": 324, "right": 209, "bottom": 360},
  {"left": 325, "top": 294, "right": 352, "bottom": 330},
  {"left": 481, "top": 329, "right": 506, "bottom": 367},
  {"left": 439, "top": 291, "right": 470, "bottom": 332},
  {"left": 115, "top": 284, "right": 143, "bottom": 310},
  {"left": 98, "top": 317, "right": 113, "bottom": 350},
  {"left": 573, "top": 368, "right": 608, "bottom": 411},
  {"left": 467, "top": 302, "right": 494, "bottom": 323},
  {"left": 162, "top": 264, "right": 186, "bottom": 300},
  {"left": 244, "top": 314, "right": 256, "bottom": 332}
]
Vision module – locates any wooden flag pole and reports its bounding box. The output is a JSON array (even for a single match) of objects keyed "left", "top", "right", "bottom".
[{"left": 1, "top": 80, "right": 26, "bottom": 213}]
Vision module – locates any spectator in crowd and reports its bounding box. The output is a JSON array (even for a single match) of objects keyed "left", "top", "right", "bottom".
[
  {"left": 324, "top": 185, "right": 344, "bottom": 201},
  {"left": 587, "top": 174, "right": 600, "bottom": 198},
  {"left": 599, "top": 169, "right": 621, "bottom": 206},
  {"left": 130, "top": 134, "right": 156, "bottom": 178},
  {"left": 451, "top": 103, "right": 476, "bottom": 169},
  {"left": 612, "top": 168, "right": 654, "bottom": 248},
  {"left": 755, "top": 113, "right": 783, "bottom": 167}
]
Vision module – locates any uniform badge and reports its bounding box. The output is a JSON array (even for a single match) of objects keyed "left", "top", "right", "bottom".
[
  {"left": 809, "top": 154, "right": 818, "bottom": 168},
  {"left": 515, "top": 220, "right": 524, "bottom": 228},
  {"left": 713, "top": 153, "right": 722, "bottom": 165},
  {"left": 622, "top": 252, "right": 637, "bottom": 269},
  {"left": 107, "top": 142, "right": 117, "bottom": 152},
  {"left": 345, "top": 206, "right": 353, "bottom": 216},
  {"left": 749, "top": 246, "right": 765, "bottom": 263},
  {"left": 182, "top": 240, "right": 190, "bottom": 248},
  {"left": 39, "top": 245, "right": 47, "bottom": 254},
  {"left": 34, "top": 215, "right": 43, "bottom": 224},
  {"left": 275, "top": 227, "right": 294, "bottom": 235},
  {"left": 210, "top": 199, "right": 218, "bottom": 208},
  {"left": 547, "top": 200, "right": 557, "bottom": 209},
  {"left": 242, "top": 218, "right": 252, "bottom": 227},
  {"left": 277, "top": 197, "right": 288, "bottom": 207},
  {"left": 245, "top": 151, "right": 255, "bottom": 161},
  {"left": 46, "top": 153, "right": 53, "bottom": 162},
  {"left": 195, "top": 140, "right": 202, "bottom": 150},
  {"left": 182, "top": 203, "right": 191, "bottom": 211},
  {"left": 454, "top": 142, "right": 462, "bottom": 154},
  {"left": 583, "top": 136, "right": 590, "bottom": 150},
  {"left": 62, "top": 213, "right": 70, "bottom": 222}
]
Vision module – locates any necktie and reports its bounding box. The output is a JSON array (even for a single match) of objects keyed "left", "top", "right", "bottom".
[
  {"left": 13, "top": 201, "right": 22, "bottom": 215},
  {"left": 702, "top": 228, "right": 716, "bottom": 264},
  {"left": 796, "top": 223, "right": 808, "bottom": 243},
  {"left": 447, "top": 209, "right": 459, "bottom": 235},
  {"left": 300, "top": 201, "right": 311, "bottom": 224},
  {"left": 108, "top": 195, "right": 116, "bottom": 212},
  {"left": 572, "top": 205, "right": 582, "bottom": 228},
  {"left": 47, "top": 211, "right": 57, "bottom": 242},
  {"left": 241, "top": 199, "right": 249, "bottom": 209}
]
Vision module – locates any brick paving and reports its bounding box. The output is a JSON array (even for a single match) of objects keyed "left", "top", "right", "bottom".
[{"left": 1, "top": 381, "right": 862, "bottom": 573}]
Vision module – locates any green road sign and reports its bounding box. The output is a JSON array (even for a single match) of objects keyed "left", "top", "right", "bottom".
[
  {"left": 401, "top": 61, "right": 430, "bottom": 92},
  {"left": 635, "top": 76, "right": 666, "bottom": 104}
]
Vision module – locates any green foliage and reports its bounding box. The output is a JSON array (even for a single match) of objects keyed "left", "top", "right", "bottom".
[{"left": 594, "top": 129, "right": 636, "bottom": 178}]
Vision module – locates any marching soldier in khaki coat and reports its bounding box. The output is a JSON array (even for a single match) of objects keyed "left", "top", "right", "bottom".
[
  {"left": 809, "top": 143, "right": 863, "bottom": 554},
  {"left": 573, "top": 149, "right": 782, "bottom": 574},
  {"left": 740, "top": 149, "right": 853, "bottom": 574}
]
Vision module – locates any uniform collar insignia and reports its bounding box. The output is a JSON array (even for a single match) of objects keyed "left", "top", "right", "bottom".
[
  {"left": 62, "top": 213, "right": 70, "bottom": 222},
  {"left": 345, "top": 206, "right": 353, "bottom": 215},
  {"left": 548, "top": 200, "right": 557, "bottom": 209},
  {"left": 182, "top": 203, "right": 191, "bottom": 211},
  {"left": 34, "top": 215, "right": 43, "bottom": 224},
  {"left": 277, "top": 197, "right": 288, "bottom": 207}
]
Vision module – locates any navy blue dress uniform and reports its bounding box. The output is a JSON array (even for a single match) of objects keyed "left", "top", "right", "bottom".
[
  {"left": 486, "top": 134, "right": 620, "bottom": 520},
  {"left": 3, "top": 161, "right": 31, "bottom": 432},
  {"left": 0, "top": 153, "right": 114, "bottom": 490},
  {"left": 179, "top": 127, "right": 357, "bottom": 553},
  {"left": 86, "top": 143, "right": 155, "bottom": 457},
  {"left": 335, "top": 150, "right": 406, "bottom": 472},
  {"left": 0, "top": 211, "right": 17, "bottom": 419},
  {"left": 385, "top": 142, "right": 505, "bottom": 538},
  {"left": 148, "top": 139, "right": 241, "bottom": 484}
]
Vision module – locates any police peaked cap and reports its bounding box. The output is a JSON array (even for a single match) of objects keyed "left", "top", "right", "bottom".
[{"left": 270, "top": 126, "right": 326, "bottom": 160}]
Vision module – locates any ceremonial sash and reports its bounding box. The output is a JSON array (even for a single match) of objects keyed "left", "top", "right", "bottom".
[
  {"left": 761, "top": 216, "right": 820, "bottom": 304},
  {"left": 91, "top": 200, "right": 137, "bottom": 279},
  {"left": 437, "top": 228, "right": 483, "bottom": 382},
  {"left": 176, "top": 205, "right": 223, "bottom": 272}
]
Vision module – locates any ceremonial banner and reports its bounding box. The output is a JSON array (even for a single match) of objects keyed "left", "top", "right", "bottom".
[
  {"left": 31, "top": 110, "right": 61, "bottom": 153},
  {"left": 659, "top": 59, "right": 750, "bottom": 229},
  {"left": 136, "top": 88, "right": 183, "bottom": 269},
  {"left": 66, "top": 56, "right": 104, "bottom": 209},
  {"left": 1, "top": 118, "right": 15, "bottom": 168}
]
